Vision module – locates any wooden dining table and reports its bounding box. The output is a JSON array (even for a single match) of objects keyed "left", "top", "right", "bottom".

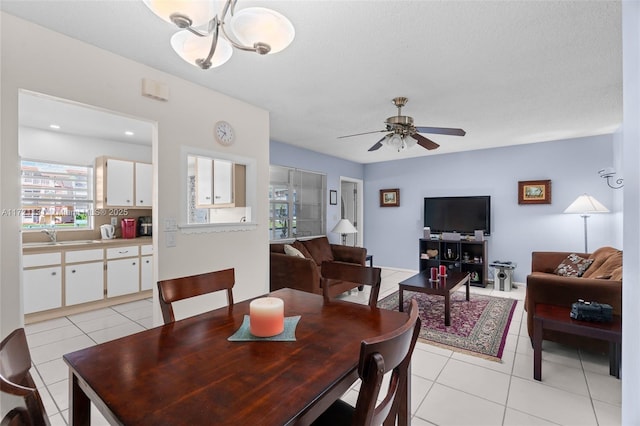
[{"left": 63, "top": 288, "right": 411, "bottom": 425}]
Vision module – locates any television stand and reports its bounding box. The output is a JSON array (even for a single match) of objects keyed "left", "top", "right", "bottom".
[{"left": 418, "top": 238, "right": 488, "bottom": 287}]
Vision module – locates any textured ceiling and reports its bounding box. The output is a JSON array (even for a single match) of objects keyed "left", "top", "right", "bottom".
[{"left": 2, "top": 0, "right": 622, "bottom": 163}]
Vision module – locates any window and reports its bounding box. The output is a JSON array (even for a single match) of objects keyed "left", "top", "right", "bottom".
[
  {"left": 269, "top": 166, "right": 326, "bottom": 241},
  {"left": 20, "top": 160, "right": 93, "bottom": 230}
]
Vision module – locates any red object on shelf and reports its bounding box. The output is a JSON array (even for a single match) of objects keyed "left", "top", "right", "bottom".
[{"left": 121, "top": 218, "right": 137, "bottom": 239}]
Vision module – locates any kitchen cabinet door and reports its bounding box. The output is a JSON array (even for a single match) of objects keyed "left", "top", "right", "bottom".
[
  {"left": 66, "top": 262, "right": 105, "bottom": 306},
  {"left": 135, "top": 162, "right": 152, "bottom": 207},
  {"left": 140, "top": 255, "right": 153, "bottom": 291},
  {"left": 24, "top": 266, "right": 62, "bottom": 314},
  {"left": 105, "top": 159, "right": 134, "bottom": 207},
  {"left": 107, "top": 258, "right": 139, "bottom": 297},
  {"left": 196, "top": 157, "right": 235, "bottom": 207}
]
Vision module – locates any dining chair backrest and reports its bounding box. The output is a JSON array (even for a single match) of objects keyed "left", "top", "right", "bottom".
[
  {"left": 320, "top": 262, "right": 381, "bottom": 308},
  {"left": 354, "top": 298, "right": 420, "bottom": 424},
  {"left": 312, "top": 299, "right": 420, "bottom": 426},
  {"left": 157, "top": 268, "right": 235, "bottom": 324},
  {"left": 0, "top": 328, "right": 50, "bottom": 426}
]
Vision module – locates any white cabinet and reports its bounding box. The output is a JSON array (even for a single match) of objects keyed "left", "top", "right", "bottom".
[
  {"left": 107, "top": 258, "right": 139, "bottom": 297},
  {"left": 195, "top": 157, "right": 235, "bottom": 207},
  {"left": 140, "top": 257, "right": 153, "bottom": 291},
  {"left": 135, "top": 162, "right": 153, "bottom": 207},
  {"left": 105, "top": 158, "right": 134, "bottom": 207},
  {"left": 65, "top": 248, "right": 104, "bottom": 306},
  {"left": 95, "top": 157, "right": 152, "bottom": 209},
  {"left": 66, "top": 262, "right": 104, "bottom": 306},
  {"left": 106, "top": 245, "right": 139, "bottom": 297},
  {"left": 23, "top": 253, "right": 62, "bottom": 314}
]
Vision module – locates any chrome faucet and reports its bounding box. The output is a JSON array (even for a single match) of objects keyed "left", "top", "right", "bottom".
[{"left": 41, "top": 227, "right": 57, "bottom": 243}]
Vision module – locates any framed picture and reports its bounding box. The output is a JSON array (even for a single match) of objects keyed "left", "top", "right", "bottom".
[
  {"left": 329, "top": 190, "right": 337, "bottom": 205},
  {"left": 518, "top": 180, "right": 551, "bottom": 204},
  {"left": 380, "top": 188, "right": 400, "bottom": 207}
]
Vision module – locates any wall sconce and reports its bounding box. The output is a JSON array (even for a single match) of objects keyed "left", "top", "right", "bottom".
[{"left": 598, "top": 167, "right": 624, "bottom": 189}]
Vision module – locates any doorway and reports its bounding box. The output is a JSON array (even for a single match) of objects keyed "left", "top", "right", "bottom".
[{"left": 339, "top": 177, "right": 364, "bottom": 247}]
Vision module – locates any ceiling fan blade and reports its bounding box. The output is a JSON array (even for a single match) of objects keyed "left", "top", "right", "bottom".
[
  {"left": 411, "top": 133, "right": 440, "bottom": 150},
  {"left": 415, "top": 126, "right": 466, "bottom": 136},
  {"left": 368, "top": 135, "right": 389, "bottom": 152},
  {"left": 338, "top": 129, "right": 387, "bottom": 139}
]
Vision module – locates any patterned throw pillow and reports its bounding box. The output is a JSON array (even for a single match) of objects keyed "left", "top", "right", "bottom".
[{"left": 554, "top": 253, "right": 594, "bottom": 277}]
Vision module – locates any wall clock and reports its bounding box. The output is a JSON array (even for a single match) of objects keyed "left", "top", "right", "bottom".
[{"left": 215, "top": 120, "right": 235, "bottom": 146}]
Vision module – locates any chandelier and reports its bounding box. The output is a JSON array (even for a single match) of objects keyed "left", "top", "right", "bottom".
[{"left": 143, "top": 0, "right": 295, "bottom": 69}]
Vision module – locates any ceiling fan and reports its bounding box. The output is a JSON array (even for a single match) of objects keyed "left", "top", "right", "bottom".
[{"left": 338, "top": 97, "right": 466, "bottom": 152}]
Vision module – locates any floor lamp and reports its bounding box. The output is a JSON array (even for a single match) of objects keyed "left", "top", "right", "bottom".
[
  {"left": 564, "top": 194, "right": 609, "bottom": 253},
  {"left": 331, "top": 219, "right": 357, "bottom": 246}
]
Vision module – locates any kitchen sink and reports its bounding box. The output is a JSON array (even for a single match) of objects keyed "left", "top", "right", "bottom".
[{"left": 23, "top": 240, "right": 102, "bottom": 247}]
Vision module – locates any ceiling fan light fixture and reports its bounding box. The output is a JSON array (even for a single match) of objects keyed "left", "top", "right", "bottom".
[
  {"left": 142, "top": 0, "right": 216, "bottom": 27},
  {"left": 404, "top": 135, "right": 417, "bottom": 149},
  {"left": 386, "top": 134, "right": 404, "bottom": 151},
  {"left": 170, "top": 30, "right": 233, "bottom": 68},
  {"left": 229, "top": 7, "right": 295, "bottom": 54}
]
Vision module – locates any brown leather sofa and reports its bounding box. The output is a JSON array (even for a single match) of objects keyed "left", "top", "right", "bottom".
[
  {"left": 270, "top": 236, "right": 367, "bottom": 295},
  {"left": 525, "top": 247, "right": 622, "bottom": 352}
]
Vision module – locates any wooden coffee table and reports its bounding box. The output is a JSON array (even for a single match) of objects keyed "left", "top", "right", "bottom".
[{"left": 399, "top": 270, "right": 470, "bottom": 326}]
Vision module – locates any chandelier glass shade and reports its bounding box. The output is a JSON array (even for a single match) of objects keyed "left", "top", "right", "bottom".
[
  {"left": 143, "top": 0, "right": 295, "bottom": 69},
  {"left": 170, "top": 30, "right": 234, "bottom": 68},
  {"left": 385, "top": 134, "right": 415, "bottom": 151},
  {"left": 229, "top": 7, "right": 295, "bottom": 54}
]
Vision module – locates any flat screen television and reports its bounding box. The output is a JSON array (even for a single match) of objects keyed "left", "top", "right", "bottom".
[{"left": 423, "top": 196, "right": 491, "bottom": 235}]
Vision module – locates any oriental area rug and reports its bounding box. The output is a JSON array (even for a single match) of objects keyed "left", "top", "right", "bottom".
[{"left": 377, "top": 290, "right": 517, "bottom": 362}]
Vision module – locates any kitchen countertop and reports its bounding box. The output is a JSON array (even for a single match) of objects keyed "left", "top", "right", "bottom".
[{"left": 22, "top": 237, "right": 152, "bottom": 253}]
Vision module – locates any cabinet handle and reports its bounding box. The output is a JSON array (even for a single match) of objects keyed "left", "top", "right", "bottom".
[
  {"left": 205, "top": 196, "right": 211, "bottom": 200},
  {"left": 71, "top": 269, "right": 76, "bottom": 273},
  {"left": 118, "top": 250, "right": 129, "bottom": 254},
  {"left": 139, "top": 200, "right": 144, "bottom": 203},
  {"left": 145, "top": 260, "right": 150, "bottom": 264},
  {"left": 51, "top": 271, "right": 57, "bottom": 276},
  {"left": 126, "top": 199, "right": 131, "bottom": 203},
  {"left": 132, "top": 262, "right": 137, "bottom": 266}
]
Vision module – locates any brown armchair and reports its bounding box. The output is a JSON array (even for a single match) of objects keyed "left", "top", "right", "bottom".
[
  {"left": 525, "top": 248, "right": 622, "bottom": 352},
  {"left": 270, "top": 236, "right": 366, "bottom": 295}
]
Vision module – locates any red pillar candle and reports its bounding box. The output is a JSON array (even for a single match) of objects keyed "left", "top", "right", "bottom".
[
  {"left": 430, "top": 267, "right": 438, "bottom": 281},
  {"left": 439, "top": 265, "right": 447, "bottom": 277},
  {"left": 249, "top": 297, "right": 284, "bottom": 337}
]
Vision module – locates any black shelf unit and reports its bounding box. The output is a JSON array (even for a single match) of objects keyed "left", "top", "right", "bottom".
[{"left": 419, "top": 238, "right": 488, "bottom": 287}]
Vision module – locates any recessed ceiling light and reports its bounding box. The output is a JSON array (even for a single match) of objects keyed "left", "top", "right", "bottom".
[
  {"left": 125, "top": 131, "right": 134, "bottom": 136},
  {"left": 49, "top": 124, "right": 60, "bottom": 130}
]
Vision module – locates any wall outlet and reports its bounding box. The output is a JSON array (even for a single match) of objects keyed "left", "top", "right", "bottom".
[{"left": 111, "top": 217, "right": 118, "bottom": 226}]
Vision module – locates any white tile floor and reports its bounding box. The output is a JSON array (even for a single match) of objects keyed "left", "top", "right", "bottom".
[{"left": 24, "top": 268, "right": 621, "bottom": 425}]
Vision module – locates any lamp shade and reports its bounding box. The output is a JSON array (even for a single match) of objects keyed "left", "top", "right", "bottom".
[
  {"left": 143, "top": 0, "right": 216, "bottom": 26},
  {"left": 564, "top": 194, "right": 609, "bottom": 214},
  {"left": 229, "top": 7, "right": 295, "bottom": 54},
  {"left": 170, "top": 30, "right": 233, "bottom": 68},
  {"left": 331, "top": 219, "right": 357, "bottom": 235}
]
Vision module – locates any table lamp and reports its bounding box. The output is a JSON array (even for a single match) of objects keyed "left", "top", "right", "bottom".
[
  {"left": 564, "top": 193, "right": 609, "bottom": 253},
  {"left": 331, "top": 219, "right": 357, "bottom": 245}
]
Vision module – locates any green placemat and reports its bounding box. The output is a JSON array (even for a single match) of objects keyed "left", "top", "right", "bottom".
[{"left": 228, "top": 315, "right": 301, "bottom": 341}]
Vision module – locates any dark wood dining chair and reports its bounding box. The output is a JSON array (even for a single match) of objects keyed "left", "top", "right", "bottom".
[
  {"left": 0, "top": 328, "right": 50, "bottom": 426},
  {"left": 312, "top": 299, "right": 421, "bottom": 426},
  {"left": 321, "top": 262, "right": 382, "bottom": 308},
  {"left": 157, "top": 268, "right": 235, "bottom": 324}
]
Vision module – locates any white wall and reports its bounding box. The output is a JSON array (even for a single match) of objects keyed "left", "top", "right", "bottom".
[
  {"left": 621, "top": 1, "right": 640, "bottom": 424},
  {"left": 19, "top": 127, "right": 152, "bottom": 164},
  {"left": 363, "top": 134, "right": 621, "bottom": 283},
  {"left": 1, "top": 12, "right": 270, "bottom": 335}
]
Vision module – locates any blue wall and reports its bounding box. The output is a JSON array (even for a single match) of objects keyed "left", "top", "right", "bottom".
[
  {"left": 363, "top": 134, "right": 621, "bottom": 282},
  {"left": 270, "top": 140, "right": 364, "bottom": 244},
  {"left": 271, "top": 135, "right": 621, "bottom": 282}
]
